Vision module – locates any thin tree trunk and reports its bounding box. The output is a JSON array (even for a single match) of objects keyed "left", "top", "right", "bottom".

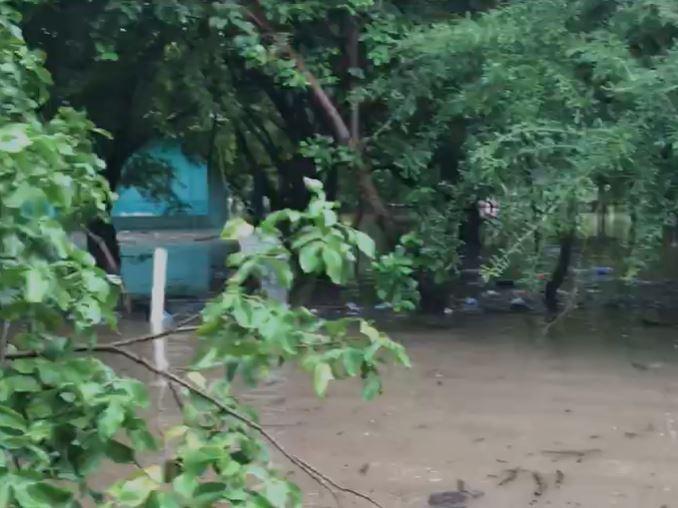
[
  {"left": 544, "top": 233, "right": 575, "bottom": 313},
  {"left": 246, "top": 2, "right": 396, "bottom": 241},
  {"left": 87, "top": 219, "right": 121, "bottom": 275}
]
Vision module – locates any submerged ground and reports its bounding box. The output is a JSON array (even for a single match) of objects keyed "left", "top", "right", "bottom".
[{"left": 110, "top": 307, "right": 678, "bottom": 508}]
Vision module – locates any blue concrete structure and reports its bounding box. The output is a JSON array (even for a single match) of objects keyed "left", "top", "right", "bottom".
[
  {"left": 112, "top": 140, "right": 227, "bottom": 230},
  {"left": 110, "top": 140, "right": 231, "bottom": 297}
]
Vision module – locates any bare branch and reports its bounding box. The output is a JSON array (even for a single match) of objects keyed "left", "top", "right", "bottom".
[
  {"left": 83, "top": 226, "right": 132, "bottom": 313},
  {"left": 5, "top": 314, "right": 201, "bottom": 360},
  {"left": 83, "top": 226, "right": 120, "bottom": 274},
  {"left": 1, "top": 321, "right": 10, "bottom": 367},
  {"left": 103, "top": 345, "right": 384, "bottom": 508},
  {"left": 108, "top": 314, "right": 201, "bottom": 348}
]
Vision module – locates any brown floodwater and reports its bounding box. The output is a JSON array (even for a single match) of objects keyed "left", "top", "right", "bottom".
[{"left": 105, "top": 307, "right": 678, "bottom": 508}]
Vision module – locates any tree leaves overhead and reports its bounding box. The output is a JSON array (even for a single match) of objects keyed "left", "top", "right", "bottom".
[{"left": 7, "top": 0, "right": 678, "bottom": 504}]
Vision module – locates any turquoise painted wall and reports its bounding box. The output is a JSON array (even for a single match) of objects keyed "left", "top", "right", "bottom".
[
  {"left": 109, "top": 139, "right": 231, "bottom": 296},
  {"left": 112, "top": 140, "right": 208, "bottom": 218},
  {"left": 121, "top": 243, "right": 211, "bottom": 296}
]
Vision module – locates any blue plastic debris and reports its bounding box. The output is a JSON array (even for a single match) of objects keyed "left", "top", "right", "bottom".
[{"left": 464, "top": 297, "right": 479, "bottom": 306}]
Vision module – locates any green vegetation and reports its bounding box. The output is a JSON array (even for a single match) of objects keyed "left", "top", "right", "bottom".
[{"left": 3, "top": 0, "right": 678, "bottom": 505}]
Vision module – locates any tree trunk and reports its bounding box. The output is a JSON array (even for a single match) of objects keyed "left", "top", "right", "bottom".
[
  {"left": 460, "top": 206, "right": 481, "bottom": 265},
  {"left": 246, "top": 4, "right": 396, "bottom": 241},
  {"left": 87, "top": 219, "right": 121, "bottom": 275},
  {"left": 544, "top": 234, "right": 575, "bottom": 313}
]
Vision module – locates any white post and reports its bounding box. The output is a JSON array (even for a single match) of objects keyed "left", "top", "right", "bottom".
[
  {"left": 150, "top": 248, "right": 169, "bottom": 376},
  {"left": 150, "top": 248, "right": 170, "bottom": 459}
]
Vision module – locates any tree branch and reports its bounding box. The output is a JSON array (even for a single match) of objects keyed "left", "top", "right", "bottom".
[
  {"left": 243, "top": 1, "right": 396, "bottom": 240},
  {"left": 5, "top": 314, "right": 201, "bottom": 360},
  {"left": 102, "top": 345, "right": 384, "bottom": 508},
  {"left": 0, "top": 321, "right": 10, "bottom": 367},
  {"left": 3, "top": 314, "right": 383, "bottom": 506},
  {"left": 84, "top": 226, "right": 120, "bottom": 274}
]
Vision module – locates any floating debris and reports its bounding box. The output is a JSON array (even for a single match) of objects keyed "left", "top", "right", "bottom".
[
  {"left": 555, "top": 469, "right": 565, "bottom": 487},
  {"left": 541, "top": 449, "right": 602, "bottom": 462},
  {"left": 532, "top": 471, "right": 546, "bottom": 497},
  {"left": 498, "top": 468, "right": 521, "bottom": 486}
]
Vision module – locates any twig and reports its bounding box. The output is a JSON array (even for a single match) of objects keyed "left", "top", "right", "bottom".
[
  {"left": 103, "top": 345, "right": 383, "bottom": 508},
  {"left": 5, "top": 314, "right": 201, "bottom": 360},
  {"left": 83, "top": 226, "right": 132, "bottom": 314},
  {"left": 83, "top": 226, "right": 120, "bottom": 274},
  {"left": 532, "top": 471, "right": 545, "bottom": 497},
  {"left": 3, "top": 316, "right": 383, "bottom": 505},
  {"left": 168, "top": 379, "right": 184, "bottom": 411},
  {"left": 498, "top": 468, "right": 521, "bottom": 486},
  {"left": 543, "top": 238, "right": 586, "bottom": 334},
  {"left": 541, "top": 449, "right": 601, "bottom": 462},
  {"left": 108, "top": 313, "right": 202, "bottom": 348},
  {"left": 0, "top": 321, "right": 10, "bottom": 366}
]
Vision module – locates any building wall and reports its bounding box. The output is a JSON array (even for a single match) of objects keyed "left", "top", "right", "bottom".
[
  {"left": 112, "top": 140, "right": 228, "bottom": 230},
  {"left": 109, "top": 140, "right": 231, "bottom": 296}
]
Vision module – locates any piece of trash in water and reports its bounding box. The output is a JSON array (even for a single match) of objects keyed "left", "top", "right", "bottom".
[
  {"left": 540, "top": 449, "right": 601, "bottom": 462},
  {"left": 555, "top": 469, "right": 565, "bottom": 487},
  {"left": 532, "top": 471, "right": 546, "bottom": 497},
  {"left": 631, "top": 361, "right": 649, "bottom": 371},
  {"left": 593, "top": 266, "right": 614, "bottom": 275},
  {"left": 444, "top": 307, "right": 454, "bottom": 315},
  {"left": 428, "top": 488, "right": 483, "bottom": 507},
  {"left": 358, "top": 463, "right": 370, "bottom": 475},
  {"left": 483, "top": 290, "right": 500, "bottom": 297},
  {"left": 345, "top": 302, "right": 361, "bottom": 313},
  {"left": 510, "top": 297, "right": 530, "bottom": 311},
  {"left": 498, "top": 468, "right": 521, "bottom": 486},
  {"left": 374, "top": 302, "right": 391, "bottom": 310},
  {"left": 462, "top": 297, "right": 480, "bottom": 311}
]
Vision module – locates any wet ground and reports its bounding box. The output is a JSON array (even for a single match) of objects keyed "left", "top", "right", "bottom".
[{"left": 110, "top": 307, "right": 678, "bottom": 508}]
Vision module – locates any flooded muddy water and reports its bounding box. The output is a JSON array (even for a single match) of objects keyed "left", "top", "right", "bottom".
[{"left": 108, "top": 308, "right": 678, "bottom": 508}]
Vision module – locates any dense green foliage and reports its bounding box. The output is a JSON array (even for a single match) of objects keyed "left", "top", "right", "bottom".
[
  {"left": 1, "top": 3, "right": 409, "bottom": 506},
  {"left": 4, "top": 0, "right": 678, "bottom": 505},
  {"left": 374, "top": 0, "right": 678, "bottom": 279}
]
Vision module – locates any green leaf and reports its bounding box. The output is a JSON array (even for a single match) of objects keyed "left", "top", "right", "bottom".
[
  {"left": 23, "top": 482, "right": 73, "bottom": 507},
  {"left": 24, "top": 268, "right": 49, "bottom": 303},
  {"left": 322, "top": 209, "right": 337, "bottom": 227},
  {"left": 322, "top": 246, "right": 344, "bottom": 284},
  {"left": 265, "top": 479, "right": 290, "bottom": 508},
  {"left": 98, "top": 402, "right": 125, "bottom": 439},
  {"left": 298, "top": 242, "right": 322, "bottom": 273},
  {"left": 105, "top": 440, "right": 136, "bottom": 464},
  {"left": 144, "top": 492, "right": 181, "bottom": 508},
  {"left": 359, "top": 320, "right": 381, "bottom": 342},
  {"left": 2, "top": 375, "right": 41, "bottom": 393},
  {"left": 193, "top": 482, "right": 228, "bottom": 505},
  {"left": 342, "top": 349, "right": 364, "bottom": 377},
  {"left": 362, "top": 371, "right": 382, "bottom": 401},
  {"left": 109, "top": 473, "right": 158, "bottom": 507},
  {"left": 0, "top": 123, "right": 32, "bottom": 153},
  {"left": 129, "top": 426, "right": 157, "bottom": 452},
  {"left": 172, "top": 473, "right": 198, "bottom": 499},
  {"left": 0, "top": 477, "right": 11, "bottom": 508},
  {"left": 303, "top": 177, "right": 323, "bottom": 193},
  {"left": 354, "top": 231, "right": 376, "bottom": 258},
  {"left": 0, "top": 406, "right": 26, "bottom": 431},
  {"left": 222, "top": 218, "right": 253, "bottom": 240},
  {"left": 313, "top": 363, "right": 334, "bottom": 397}
]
